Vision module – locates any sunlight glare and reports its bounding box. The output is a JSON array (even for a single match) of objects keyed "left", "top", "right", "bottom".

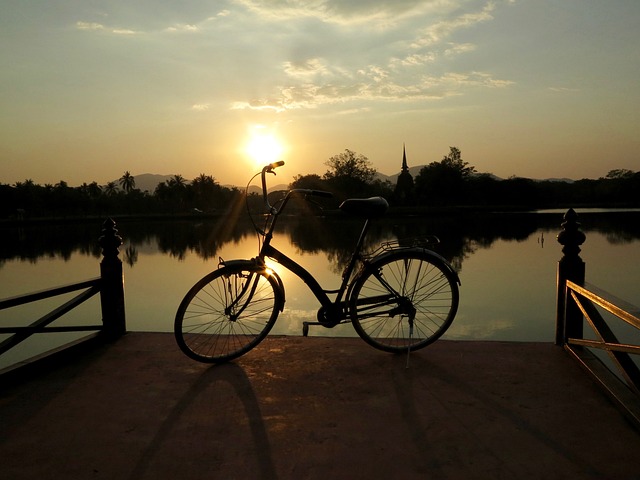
[{"left": 245, "top": 127, "right": 283, "bottom": 166}]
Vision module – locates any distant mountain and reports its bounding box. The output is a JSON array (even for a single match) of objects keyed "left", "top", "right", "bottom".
[
  {"left": 376, "top": 165, "right": 427, "bottom": 183},
  {"left": 376, "top": 167, "right": 574, "bottom": 184},
  {"left": 135, "top": 174, "right": 176, "bottom": 192},
  {"left": 243, "top": 184, "right": 289, "bottom": 195}
]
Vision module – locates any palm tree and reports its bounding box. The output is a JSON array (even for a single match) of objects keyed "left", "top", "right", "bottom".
[
  {"left": 167, "top": 174, "right": 186, "bottom": 189},
  {"left": 87, "top": 181, "right": 102, "bottom": 199},
  {"left": 191, "top": 173, "right": 219, "bottom": 210},
  {"left": 192, "top": 173, "right": 215, "bottom": 187},
  {"left": 14, "top": 179, "right": 35, "bottom": 189},
  {"left": 104, "top": 181, "right": 118, "bottom": 196},
  {"left": 119, "top": 171, "right": 136, "bottom": 193}
]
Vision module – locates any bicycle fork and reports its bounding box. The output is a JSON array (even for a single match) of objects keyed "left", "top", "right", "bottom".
[{"left": 224, "top": 272, "right": 260, "bottom": 321}]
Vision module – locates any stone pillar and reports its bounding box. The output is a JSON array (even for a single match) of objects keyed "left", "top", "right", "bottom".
[
  {"left": 556, "top": 208, "right": 586, "bottom": 345},
  {"left": 99, "top": 218, "right": 126, "bottom": 340}
]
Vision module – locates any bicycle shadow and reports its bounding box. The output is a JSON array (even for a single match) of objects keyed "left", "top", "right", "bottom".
[{"left": 127, "top": 362, "right": 277, "bottom": 480}]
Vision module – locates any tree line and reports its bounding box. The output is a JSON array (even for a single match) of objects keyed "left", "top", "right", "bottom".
[
  {"left": 0, "top": 172, "right": 240, "bottom": 219},
  {"left": 2, "top": 147, "right": 639, "bottom": 220},
  {"left": 290, "top": 148, "right": 640, "bottom": 209}
]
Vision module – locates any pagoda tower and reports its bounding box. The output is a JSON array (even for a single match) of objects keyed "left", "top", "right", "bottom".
[{"left": 394, "top": 144, "right": 414, "bottom": 205}]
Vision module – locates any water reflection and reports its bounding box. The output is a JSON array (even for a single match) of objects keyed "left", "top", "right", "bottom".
[
  {"left": 1, "top": 210, "right": 640, "bottom": 369},
  {"left": 3, "top": 211, "right": 639, "bottom": 271}
]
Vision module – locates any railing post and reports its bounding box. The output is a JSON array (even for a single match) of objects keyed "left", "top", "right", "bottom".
[
  {"left": 99, "top": 218, "right": 126, "bottom": 340},
  {"left": 556, "top": 208, "right": 586, "bottom": 345}
]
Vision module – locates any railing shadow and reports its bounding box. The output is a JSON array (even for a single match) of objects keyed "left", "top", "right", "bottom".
[
  {"left": 128, "top": 362, "right": 277, "bottom": 480},
  {"left": 389, "top": 353, "right": 605, "bottom": 477}
]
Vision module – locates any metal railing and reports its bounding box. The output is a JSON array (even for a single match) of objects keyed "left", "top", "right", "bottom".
[
  {"left": 0, "top": 218, "right": 126, "bottom": 376},
  {"left": 556, "top": 208, "right": 640, "bottom": 428}
]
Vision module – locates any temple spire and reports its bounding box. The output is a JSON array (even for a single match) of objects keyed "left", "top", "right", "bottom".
[
  {"left": 394, "top": 143, "right": 414, "bottom": 205},
  {"left": 402, "top": 143, "right": 408, "bottom": 173}
]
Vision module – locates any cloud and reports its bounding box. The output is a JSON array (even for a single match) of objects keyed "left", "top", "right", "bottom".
[
  {"left": 232, "top": 69, "right": 512, "bottom": 112},
  {"left": 232, "top": 0, "right": 451, "bottom": 28},
  {"left": 412, "top": 2, "right": 496, "bottom": 48},
  {"left": 223, "top": 1, "right": 514, "bottom": 112},
  {"left": 166, "top": 24, "right": 200, "bottom": 33},
  {"left": 283, "top": 58, "right": 331, "bottom": 79},
  {"left": 76, "top": 21, "right": 139, "bottom": 35},
  {"left": 548, "top": 86, "right": 580, "bottom": 93},
  {"left": 228, "top": 3, "right": 513, "bottom": 111},
  {"left": 75, "top": 21, "right": 105, "bottom": 31},
  {"left": 444, "top": 42, "right": 477, "bottom": 56},
  {"left": 75, "top": 1, "right": 515, "bottom": 114},
  {"left": 230, "top": 99, "right": 288, "bottom": 112}
]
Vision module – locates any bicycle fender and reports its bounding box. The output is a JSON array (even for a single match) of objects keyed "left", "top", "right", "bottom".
[
  {"left": 220, "top": 259, "right": 286, "bottom": 311},
  {"left": 369, "top": 247, "right": 461, "bottom": 285},
  {"left": 220, "top": 258, "right": 264, "bottom": 271}
]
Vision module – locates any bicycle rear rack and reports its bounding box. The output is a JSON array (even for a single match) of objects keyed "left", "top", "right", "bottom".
[{"left": 362, "top": 236, "right": 440, "bottom": 259}]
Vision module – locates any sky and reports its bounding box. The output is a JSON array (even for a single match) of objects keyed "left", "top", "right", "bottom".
[{"left": 1, "top": 0, "right": 639, "bottom": 188}]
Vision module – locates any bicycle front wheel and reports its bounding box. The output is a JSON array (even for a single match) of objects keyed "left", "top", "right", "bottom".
[
  {"left": 175, "top": 265, "right": 282, "bottom": 363},
  {"left": 350, "top": 250, "right": 459, "bottom": 353}
]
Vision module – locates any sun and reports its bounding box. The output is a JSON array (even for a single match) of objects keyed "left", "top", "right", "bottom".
[{"left": 245, "top": 128, "right": 284, "bottom": 166}]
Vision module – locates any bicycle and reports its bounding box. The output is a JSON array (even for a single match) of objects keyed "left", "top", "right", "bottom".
[{"left": 175, "top": 161, "right": 460, "bottom": 363}]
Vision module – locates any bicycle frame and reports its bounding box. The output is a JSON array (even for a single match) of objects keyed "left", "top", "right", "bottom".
[
  {"left": 259, "top": 217, "right": 371, "bottom": 312},
  {"left": 221, "top": 162, "right": 380, "bottom": 325},
  {"left": 221, "top": 161, "right": 453, "bottom": 329}
]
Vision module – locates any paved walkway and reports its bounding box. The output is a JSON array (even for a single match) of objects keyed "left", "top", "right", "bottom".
[{"left": 1, "top": 333, "right": 640, "bottom": 479}]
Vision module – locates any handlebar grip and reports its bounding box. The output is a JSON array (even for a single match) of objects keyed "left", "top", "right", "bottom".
[{"left": 267, "top": 160, "right": 285, "bottom": 171}]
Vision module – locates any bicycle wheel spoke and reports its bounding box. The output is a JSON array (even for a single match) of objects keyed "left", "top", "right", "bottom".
[
  {"left": 351, "top": 251, "right": 458, "bottom": 353},
  {"left": 175, "top": 267, "right": 280, "bottom": 363}
]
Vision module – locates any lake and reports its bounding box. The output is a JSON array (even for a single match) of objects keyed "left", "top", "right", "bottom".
[{"left": 2, "top": 209, "right": 640, "bottom": 369}]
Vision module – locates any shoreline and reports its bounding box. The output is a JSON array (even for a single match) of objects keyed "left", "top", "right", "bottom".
[{"left": 3, "top": 204, "right": 640, "bottom": 226}]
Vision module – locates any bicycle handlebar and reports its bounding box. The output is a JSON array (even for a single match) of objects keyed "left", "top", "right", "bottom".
[
  {"left": 261, "top": 161, "right": 285, "bottom": 211},
  {"left": 296, "top": 189, "right": 333, "bottom": 198},
  {"left": 259, "top": 161, "right": 332, "bottom": 213}
]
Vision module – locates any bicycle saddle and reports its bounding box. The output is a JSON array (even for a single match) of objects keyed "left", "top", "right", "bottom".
[{"left": 339, "top": 196, "right": 389, "bottom": 218}]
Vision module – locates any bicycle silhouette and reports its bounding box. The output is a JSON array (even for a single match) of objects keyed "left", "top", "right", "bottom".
[{"left": 175, "top": 161, "right": 460, "bottom": 363}]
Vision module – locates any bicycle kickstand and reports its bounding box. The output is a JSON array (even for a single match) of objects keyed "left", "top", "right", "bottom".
[
  {"left": 302, "top": 321, "right": 323, "bottom": 337},
  {"left": 406, "top": 318, "right": 414, "bottom": 369}
]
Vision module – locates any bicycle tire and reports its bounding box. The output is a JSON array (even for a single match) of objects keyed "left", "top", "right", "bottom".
[
  {"left": 175, "top": 265, "right": 281, "bottom": 363},
  {"left": 349, "top": 249, "right": 459, "bottom": 353}
]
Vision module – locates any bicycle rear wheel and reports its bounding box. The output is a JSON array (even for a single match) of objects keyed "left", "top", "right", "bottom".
[
  {"left": 350, "top": 250, "right": 459, "bottom": 353},
  {"left": 175, "top": 265, "right": 281, "bottom": 363}
]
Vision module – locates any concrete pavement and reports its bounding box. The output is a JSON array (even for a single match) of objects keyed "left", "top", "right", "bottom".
[{"left": 2, "top": 333, "right": 640, "bottom": 479}]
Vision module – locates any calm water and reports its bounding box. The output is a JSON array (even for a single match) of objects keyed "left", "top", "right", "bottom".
[{"left": 2, "top": 210, "right": 640, "bottom": 369}]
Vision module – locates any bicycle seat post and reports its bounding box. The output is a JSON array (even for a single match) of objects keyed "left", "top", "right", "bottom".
[{"left": 340, "top": 218, "right": 372, "bottom": 283}]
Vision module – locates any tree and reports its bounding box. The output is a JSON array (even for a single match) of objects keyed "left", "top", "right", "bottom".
[
  {"left": 168, "top": 174, "right": 187, "bottom": 189},
  {"left": 604, "top": 169, "right": 634, "bottom": 180},
  {"left": 154, "top": 174, "right": 190, "bottom": 212},
  {"left": 289, "top": 174, "right": 326, "bottom": 191},
  {"left": 414, "top": 147, "right": 476, "bottom": 205},
  {"left": 192, "top": 173, "right": 224, "bottom": 211},
  {"left": 119, "top": 171, "right": 136, "bottom": 193},
  {"left": 104, "top": 181, "right": 118, "bottom": 196},
  {"left": 324, "top": 149, "right": 376, "bottom": 183},
  {"left": 440, "top": 147, "right": 475, "bottom": 179},
  {"left": 323, "top": 149, "right": 377, "bottom": 199}
]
